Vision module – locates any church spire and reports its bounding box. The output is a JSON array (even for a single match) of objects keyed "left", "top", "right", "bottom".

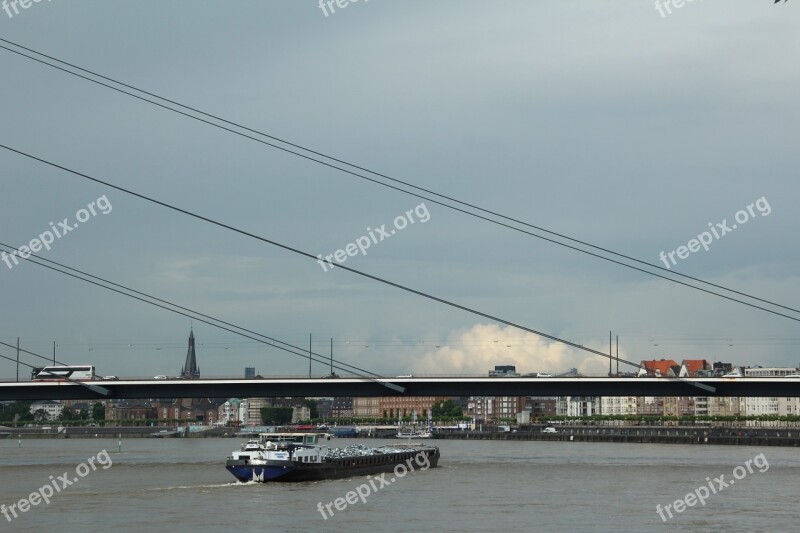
[{"left": 181, "top": 328, "right": 200, "bottom": 379}]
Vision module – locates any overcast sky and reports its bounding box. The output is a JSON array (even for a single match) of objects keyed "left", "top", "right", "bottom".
[{"left": 1, "top": 1, "right": 798, "bottom": 380}]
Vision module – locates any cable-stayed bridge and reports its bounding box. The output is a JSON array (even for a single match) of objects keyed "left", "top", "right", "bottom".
[{"left": 1, "top": 376, "right": 799, "bottom": 401}]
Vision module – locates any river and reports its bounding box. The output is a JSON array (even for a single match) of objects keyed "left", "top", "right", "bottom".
[{"left": 1, "top": 437, "right": 798, "bottom": 532}]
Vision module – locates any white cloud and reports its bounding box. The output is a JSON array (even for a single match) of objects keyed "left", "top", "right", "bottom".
[{"left": 410, "top": 323, "right": 615, "bottom": 376}]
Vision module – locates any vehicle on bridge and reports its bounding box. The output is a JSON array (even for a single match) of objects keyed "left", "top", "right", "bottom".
[{"left": 31, "top": 365, "right": 96, "bottom": 381}]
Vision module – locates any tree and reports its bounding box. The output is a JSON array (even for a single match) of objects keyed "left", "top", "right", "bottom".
[
  {"left": 432, "top": 400, "right": 463, "bottom": 418},
  {"left": 59, "top": 407, "right": 75, "bottom": 421},
  {"left": 0, "top": 401, "right": 35, "bottom": 425},
  {"left": 302, "top": 399, "right": 319, "bottom": 419},
  {"left": 92, "top": 402, "right": 105, "bottom": 422},
  {"left": 260, "top": 407, "right": 293, "bottom": 425},
  {"left": 33, "top": 409, "right": 49, "bottom": 423}
]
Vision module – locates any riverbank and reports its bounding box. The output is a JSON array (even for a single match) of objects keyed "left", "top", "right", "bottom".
[
  {"left": 428, "top": 427, "right": 800, "bottom": 447},
  {"left": 0, "top": 426, "right": 237, "bottom": 439},
  {"left": 5, "top": 425, "right": 800, "bottom": 446}
]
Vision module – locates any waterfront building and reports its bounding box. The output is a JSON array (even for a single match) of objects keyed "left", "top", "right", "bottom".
[
  {"left": 219, "top": 400, "right": 234, "bottom": 425},
  {"left": 105, "top": 400, "right": 156, "bottom": 422},
  {"left": 557, "top": 396, "right": 600, "bottom": 417},
  {"left": 707, "top": 396, "right": 745, "bottom": 417},
  {"left": 156, "top": 398, "right": 223, "bottom": 425},
  {"left": 379, "top": 396, "right": 447, "bottom": 419},
  {"left": 637, "top": 359, "right": 680, "bottom": 377},
  {"left": 600, "top": 396, "right": 637, "bottom": 416},
  {"left": 746, "top": 396, "right": 780, "bottom": 416},
  {"left": 353, "top": 397, "right": 380, "bottom": 418},
  {"left": 292, "top": 405, "right": 311, "bottom": 423},
  {"left": 663, "top": 396, "right": 695, "bottom": 418},
  {"left": 744, "top": 366, "right": 800, "bottom": 377},
  {"left": 468, "top": 396, "right": 525, "bottom": 422},
  {"left": 315, "top": 398, "right": 333, "bottom": 419},
  {"left": 218, "top": 399, "right": 247, "bottom": 426},
  {"left": 246, "top": 398, "right": 270, "bottom": 425},
  {"left": 681, "top": 359, "right": 714, "bottom": 416},
  {"left": 488, "top": 365, "right": 520, "bottom": 377},
  {"left": 693, "top": 396, "right": 709, "bottom": 417},
  {"left": 678, "top": 359, "right": 712, "bottom": 377},
  {"left": 744, "top": 395, "right": 800, "bottom": 418},
  {"left": 636, "top": 396, "right": 664, "bottom": 416},
  {"left": 331, "top": 397, "right": 353, "bottom": 418},
  {"left": 238, "top": 399, "right": 249, "bottom": 425},
  {"left": 526, "top": 397, "right": 558, "bottom": 418},
  {"left": 712, "top": 361, "right": 735, "bottom": 376},
  {"left": 742, "top": 368, "right": 800, "bottom": 419},
  {"left": 29, "top": 400, "right": 63, "bottom": 420},
  {"left": 780, "top": 397, "right": 800, "bottom": 416}
]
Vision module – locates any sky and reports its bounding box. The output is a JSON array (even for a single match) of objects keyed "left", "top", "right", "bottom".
[{"left": 1, "top": 1, "right": 798, "bottom": 380}]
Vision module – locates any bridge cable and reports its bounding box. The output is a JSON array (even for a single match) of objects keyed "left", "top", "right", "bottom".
[
  {"left": 0, "top": 243, "right": 404, "bottom": 392},
  {"left": 0, "top": 39, "right": 796, "bottom": 321},
  {"left": 0, "top": 148, "right": 645, "bottom": 367}
]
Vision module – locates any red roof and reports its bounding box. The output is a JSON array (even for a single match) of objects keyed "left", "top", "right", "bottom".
[
  {"left": 681, "top": 359, "right": 710, "bottom": 376},
  {"left": 641, "top": 359, "right": 679, "bottom": 376}
]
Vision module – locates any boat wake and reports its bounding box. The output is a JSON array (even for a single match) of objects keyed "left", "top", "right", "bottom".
[{"left": 149, "top": 481, "right": 252, "bottom": 491}]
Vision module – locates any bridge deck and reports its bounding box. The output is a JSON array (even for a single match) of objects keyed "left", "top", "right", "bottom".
[{"left": 1, "top": 377, "right": 798, "bottom": 400}]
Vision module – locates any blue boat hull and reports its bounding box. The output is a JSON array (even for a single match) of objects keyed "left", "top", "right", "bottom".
[
  {"left": 226, "top": 448, "right": 440, "bottom": 483},
  {"left": 226, "top": 462, "right": 296, "bottom": 482}
]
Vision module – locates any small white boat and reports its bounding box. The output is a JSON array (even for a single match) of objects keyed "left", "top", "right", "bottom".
[
  {"left": 242, "top": 439, "right": 262, "bottom": 451},
  {"left": 396, "top": 428, "right": 432, "bottom": 439}
]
